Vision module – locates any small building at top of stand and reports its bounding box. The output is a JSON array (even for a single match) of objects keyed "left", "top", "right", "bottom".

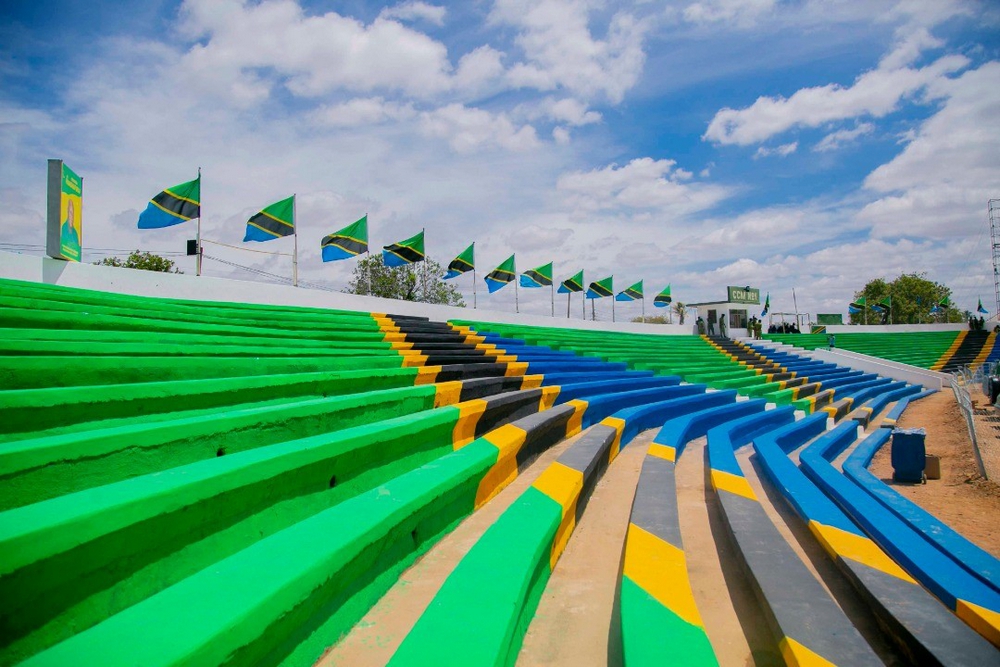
[{"left": 687, "top": 286, "right": 761, "bottom": 337}]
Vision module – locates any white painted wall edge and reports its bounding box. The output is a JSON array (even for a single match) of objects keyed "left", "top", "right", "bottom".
[
  {"left": 823, "top": 323, "right": 966, "bottom": 333},
  {"left": 0, "top": 251, "right": 700, "bottom": 335},
  {"left": 808, "top": 348, "right": 948, "bottom": 390}
]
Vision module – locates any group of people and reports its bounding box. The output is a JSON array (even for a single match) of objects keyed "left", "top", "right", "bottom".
[
  {"left": 768, "top": 322, "right": 801, "bottom": 334},
  {"left": 747, "top": 316, "right": 764, "bottom": 339},
  {"left": 969, "top": 316, "right": 989, "bottom": 331}
]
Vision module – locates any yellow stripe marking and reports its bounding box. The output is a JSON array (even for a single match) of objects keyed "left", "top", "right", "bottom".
[
  {"left": 931, "top": 331, "right": 967, "bottom": 370},
  {"left": 623, "top": 523, "right": 705, "bottom": 628},
  {"left": 972, "top": 332, "right": 996, "bottom": 370},
  {"left": 504, "top": 362, "right": 529, "bottom": 377},
  {"left": 539, "top": 385, "right": 560, "bottom": 411},
  {"left": 778, "top": 637, "right": 837, "bottom": 667},
  {"left": 464, "top": 334, "right": 486, "bottom": 344},
  {"left": 494, "top": 354, "right": 519, "bottom": 363},
  {"left": 566, "top": 399, "right": 588, "bottom": 437},
  {"left": 475, "top": 343, "right": 499, "bottom": 351},
  {"left": 452, "top": 398, "right": 488, "bottom": 448},
  {"left": 711, "top": 469, "right": 758, "bottom": 501},
  {"left": 520, "top": 374, "right": 544, "bottom": 390},
  {"left": 382, "top": 332, "right": 405, "bottom": 343},
  {"left": 955, "top": 599, "right": 1000, "bottom": 647},
  {"left": 532, "top": 462, "right": 584, "bottom": 569},
  {"left": 601, "top": 417, "right": 626, "bottom": 462},
  {"left": 433, "top": 381, "right": 463, "bottom": 408},
  {"left": 647, "top": 443, "right": 676, "bottom": 462},
  {"left": 476, "top": 424, "right": 529, "bottom": 508},
  {"left": 808, "top": 521, "right": 915, "bottom": 584},
  {"left": 401, "top": 354, "right": 428, "bottom": 367},
  {"left": 390, "top": 341, "right": 414, "bottom": 350},
  {"left": 414, "top": 366, "right": 441, "bottom": 385}
]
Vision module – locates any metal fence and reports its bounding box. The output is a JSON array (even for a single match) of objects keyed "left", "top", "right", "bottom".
[{"left": 952, "top": 364, "right": 996, "bottom": 479}]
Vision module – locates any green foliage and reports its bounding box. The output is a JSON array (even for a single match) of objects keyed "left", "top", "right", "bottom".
[
  {"left": 345, "top": 254, "right": 465, "bottom": 306},
  {"left": 673, "top": 301, "right": 686, "bottom": 325},
  {"left": 850, "top": 273, "right": 961, "bottom": 324},
  {"left": 95, "top": 251, "right": 181, "bottom": 273}
]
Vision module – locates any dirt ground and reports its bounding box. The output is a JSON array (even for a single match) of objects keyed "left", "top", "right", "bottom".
[{"left": 869, "top": 390, "right": 1000, "bottom": 559}]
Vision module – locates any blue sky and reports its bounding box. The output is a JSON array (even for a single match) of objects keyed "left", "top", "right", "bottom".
[{"left": 1, "top": 0, "right": 999, "bottom": 319}]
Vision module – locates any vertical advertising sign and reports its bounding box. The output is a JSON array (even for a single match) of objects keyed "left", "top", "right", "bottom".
[{"left": 46, "top": 159, "right": 83, "bottom": 262}]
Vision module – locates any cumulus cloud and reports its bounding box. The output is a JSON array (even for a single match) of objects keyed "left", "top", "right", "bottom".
[
  {"left": 858, "top": 63, "right": 1000, "bottom": 239},
  {"left": 178, "top": 0, "right": 454, "bottom": 99},
  {"left": 682, "top": 0, "right": 777, "bottom": 27},
  {"left": 753, "top": 141, "right": 797, "bottom": 158},
  {"left": 312, "top": 97, "right": 416, "bottom": 126},
  {"left": 813, "top": 123, "right": 874, "bottom": 152},
  {"left": 419, "top": 104, "right": 540, "bottom": 152},
  {"left": 557, "top": 157, "right": 730, "bottom": 216},
  {"left": 491, "top": 0, "right": 649, "bottom": 103},
  {"left": 704, "top": 53, "right": 968, "bottom": 145},
  {"left": 378, "top": 1, "right": 447, "bottom": 26}
]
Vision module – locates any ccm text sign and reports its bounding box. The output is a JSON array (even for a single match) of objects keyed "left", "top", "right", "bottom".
[{"left": 727, "top": 286, "right": 760, "bottom": 304}]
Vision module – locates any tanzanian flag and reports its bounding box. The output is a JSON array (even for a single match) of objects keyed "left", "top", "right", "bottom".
[
  {"left": 558, "top": 270, "right": 584, "bottom": 294},
  {"left": 761, "top": 293, "right": 770, "bottom": 317},
  {"left": 930, "top": 296, "right": 951, "bottom": 315},
  {"left": 872, "top": 295, "right": 891, "bottom": 313},
  {"left": 321, "top": 215, "right": 368, "bottom": 262},
  {"left": 485, "top": 255, "right": 516, "bottom": 293},
  {"left": 615, "top": 280, "right": 643, "bottom": 302},
  {"left": 245, "top": 195, "right": 294, "bottom": 242},
  {"left": 137, "top": 176, "right": 200, "bottom": 229},
  {"left": 654, "top": 284, "right": 672, "bottom": 308},
  {"left": 444, "top": 243, "right": 474, "bottom": 279},
  {"left": 978, "top": 298, "right": 989, "bottom": 315},
  {"left": 383, "top": 230, "right": 425, "bottom": 267},
  {"left": 849, "top": 295, "right": 867, "bottom": 310},
  {"left": 520, "top": 262, "right": 553, "bottom": 288},
  {"left": 586, "top": 276, "right": 613, "bottom": 299}
]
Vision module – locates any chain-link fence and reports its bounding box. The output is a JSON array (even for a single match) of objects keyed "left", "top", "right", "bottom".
[{"left": 952, "top": 364, "right": 1000, "bottom": 480}]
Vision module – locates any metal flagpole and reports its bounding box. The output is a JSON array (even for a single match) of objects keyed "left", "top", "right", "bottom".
[
  {"left": 196, "top": 166, "right": 202, "bottom": 277},
  {"left": 566, "top": 292, "right": 570, "bottom": 318},
  {"left": 292, "top": 194, "right": 299, "bottom": 287},
  {"left": 473, "top": 267, "right": 477, "bottom": 308},
  {"left": 612, "top": 297, "right": 616, "bottom": 322},
  {"left": 421, "top": 227, "right": 427, "bottom": 302},
  {"left": 365, "top": 250, "right": 371, "bottom": 296},
  {"left": 641, "top": 296, "right": 645, "bottom": 323},
  {"left": 551, "top": 281, "right": 555, "bottom": 317},
  {"left": 515, "top": 276, "right": 519, "bottom": 313},
  {"left": 591, "top": 299, "right": 595, "bottom": 321},
  {"left": 582, "top": 294, "right": 585, "bottom": 319}
]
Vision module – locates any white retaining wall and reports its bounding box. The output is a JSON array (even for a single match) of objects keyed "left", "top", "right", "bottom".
[
  {"left": 806, "top": 348, "right": 949, "bottom": 390},
  {"left": 0, "top": 251, "right": 698, "bottom": 335}
]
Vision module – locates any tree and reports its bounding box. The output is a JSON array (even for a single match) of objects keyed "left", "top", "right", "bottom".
[
  {"left": 850, "top": 273, "right": 962, "bottom": 324},
  {"left": 95, "top": 250, "right": 182, "bottom": 273},
  {"left": 673, "top": 301, "right": 687, "bottom": 325},
  {"left": 345, "top": 254, "right": 465, "bottom": 306}
]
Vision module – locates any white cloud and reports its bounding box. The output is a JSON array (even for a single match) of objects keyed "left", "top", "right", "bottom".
[
  {"left": 454, "top": 46, "right": 507, "bottom": 91},
  {"left": 312, "top": 98, "right": 416, "bottom": 126},
  {"left": 682, "top": 0, "right": 777, "bottom": 27},
  {"left": 419, "top": 104, "right": 540, "bottom": 152},
  {"left": 813, "top": 123, "right": 874, "bottom": 152},
  {"left": 704, "top": 53, "right": 969, "bottom": 146},
  {"left": 378, "top": 1, "right": 447, "bottom": 26},
  {"left": 879, "top": 26, "right": 943, "bottom": 70},
  {"left": 858, "top": 63, "right": 1000, "bottom": 239},
  {"left": 552, "top": 126, "right": 571, "bottom": 144},
  {"left": 556, "top": 157, "right": 730, "bottom": 216},
  {"left": 491, "top": 0, "right": 649, "bottom": 103},
  {"left": 178, "top": 0, "right": 454, "bottom": 99},
  {"left": 753, "top": 141, "right": 797, "bottom": 158}
]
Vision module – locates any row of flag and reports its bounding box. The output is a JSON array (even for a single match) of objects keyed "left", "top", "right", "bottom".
[
  {"left": 135, "top": 175, "right": 676, "bottom": 306},
  {"left": 847, "top": 295, "right": 983, "bottom": 316}
]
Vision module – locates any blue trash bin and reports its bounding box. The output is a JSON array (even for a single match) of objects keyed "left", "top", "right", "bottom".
[{"left": 891, "top": 427, "right": 926, "bottom": 483}]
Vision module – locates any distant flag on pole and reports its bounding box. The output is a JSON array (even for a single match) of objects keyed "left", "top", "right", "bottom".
[
  {"left": 443, "top": 243, "right": 475, "bottom": 279},
  {"left": 653, "top": 284, "right": 672, "bottom": 308},
  {"left": 244, "top": 195, "right": 295, "bottom": 242},
  {"left": 872, "top": 295, "right": 891, "bottom": 313},
  {"left": 615, "top": 280, "right": 643, "bottom": 302},
  {"left": 978, "top": 298, "right": 989, "bottom": 315},
  {"left": 761, "top": 293, "right": 770, "bottom": 317},
  {"left": 849, "top": 295, "right": 867, "bottom": 310},
  {"left": 586, "top": 276, "right": 613, "bottom": 299},
  {"left": 485, "top": 255, "right": 516, "bottom": 293},
  {"left": 382, "top": 230, "right": 425, "bottom": 267},
  {"left": 321, "top": 215, "right": 368, "bottom": 262},
  {"left": 520, "top": 262, "right": 553, "bottom": 288},
  {"left": 558, "top": 270, "right": 584, "bottom": 294},
  {"left": 137, "top": 175, "right": 200, "bottom": 229},
  {"left": 848, "top": 304, "right": 862, "bottom": 315}
]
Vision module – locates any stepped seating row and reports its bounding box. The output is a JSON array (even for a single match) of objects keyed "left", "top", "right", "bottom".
[
  {"left": 1, "top": 278, "right": 992, "bottom": 666},
  {"left": 457, "top": 319, "right": 999, "bottom": 661},
  {"left": 763, "top": 330, "right": 970, "bottom": 370}
]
